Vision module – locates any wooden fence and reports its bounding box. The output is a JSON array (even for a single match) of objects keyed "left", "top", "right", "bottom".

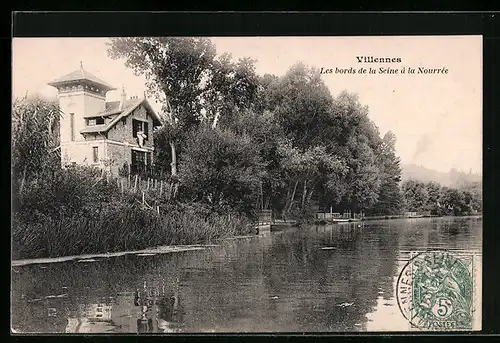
[
  {"left": 109, "top": 174, "right": 175, "bottom": 214},
  {"left": 115, "top": 174, "right": 173, "bottom": 198}
]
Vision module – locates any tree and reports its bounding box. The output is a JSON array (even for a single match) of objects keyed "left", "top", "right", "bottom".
[
  {"left": 178, "top": 126, "right": 265, "bottom": 216},
  {"left": 278, "top": 143, "right": 348, "bottom": 218},
  {"left": 12, "top": 95, "right": 61, "bottom": 183},
  {"left": 263, "top": 63, "right": 335, "bottom": 149},
  {"left": 107, "top": 38, "right": 261, "bottom": 192},
  {"left": 459, "top": 181, "right": 482, "bottom": 213},
  {"left": 402, "top": 180, "right": 429, "bottom": 212},
  {"left": 223, "top": 108, "right": 287, "bottom": 212},
  {"left": 425, "top": 181, "right": 442, "bottom": 214},
  {"left": 330, "top": 93, "right": 384, "bottom": 212},
  {"left": 371, "top": 131, "right": 404, "bottom": 215},
  {"left": 108, "top": 37, "right": 218, "bottom": 185}
]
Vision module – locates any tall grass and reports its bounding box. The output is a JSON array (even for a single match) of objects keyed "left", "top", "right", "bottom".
[
  {"left": 12, "top": 166, "right": 254, "bottom": 260},
  {"left": 12, "top": 201, "right": 253, "bottom": 260}
]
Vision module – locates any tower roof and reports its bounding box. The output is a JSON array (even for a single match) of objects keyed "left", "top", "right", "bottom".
[{"left": 47, "top": 62, "right": 116, "bottom": 91}]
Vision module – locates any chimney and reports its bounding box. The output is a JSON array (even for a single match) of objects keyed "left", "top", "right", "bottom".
[
  {"left": 120, "top": 86, "right": 126, "bottom": 110},
  {"left": 80, "top": 61, "right": 85, "bottom": 78}
]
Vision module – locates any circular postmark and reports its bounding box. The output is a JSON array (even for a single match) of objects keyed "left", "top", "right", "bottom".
[{"left": 396, "top": 250, "right": 473, "bottom": 331}]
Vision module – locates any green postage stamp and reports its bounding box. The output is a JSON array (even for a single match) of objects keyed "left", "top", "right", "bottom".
[{"left": 396, "top": 250, "right": 481, "bottom": 331}]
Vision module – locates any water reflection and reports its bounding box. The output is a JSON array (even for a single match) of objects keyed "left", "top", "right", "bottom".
[{"left": 11, "top": 217, "right": 482, "bottom": 333}]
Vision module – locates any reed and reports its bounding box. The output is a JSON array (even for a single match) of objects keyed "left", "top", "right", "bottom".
[
  {"left": 12, "top": 203, "right": 252, "bottom": 260},
  {"left": 12, "top": 166, "right": 253, "bottom": 260}
]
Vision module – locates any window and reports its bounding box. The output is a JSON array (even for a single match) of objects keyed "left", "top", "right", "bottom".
[
  {"left": 88, "top": 117, "right": 104, "bottom": 126},
  {"left": 93, "top": 147, "right": 99, "bottom": 163},
  {"left": 133, "top": 150, "right": 145, "bottom": 165},
  {"left": 70, "top": 113, "right": 75, "bottom": 141},
  {"left": 131, "top": 150, "right": 146, "bottom": 174},
  {"left": 132, "top": 119, "right": 143, "bottom": 138}
]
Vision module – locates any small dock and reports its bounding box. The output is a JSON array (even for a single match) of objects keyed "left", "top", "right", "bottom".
[
  {"left": 254, "top": 211, "right": 298, "bottom": 233},
  {"left": 314, "top": 211, "right": 363, "bottom": 224}
]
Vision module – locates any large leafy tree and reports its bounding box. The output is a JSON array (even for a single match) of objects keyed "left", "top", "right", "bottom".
[
  {"left": 178, "top": 126, "right": 264, "bottom": 216},
  {"left": 402, "top": 180, "right": 429, "bottom": 212},
  {"left": 371, "top": 131, "right": 404, "bottom": 215},
  {"left": 425, "top": 181, "right": 442, "bottom": 214},
  {"left": 330, "top": 92, "right": 383, "bottom": 212},
  {"left": 107, "top": 38, "right": 260, "bottom": 188},
  {"left": 264, "top": 63, "right": 335, "bottom": 149},
  {"left": 107, "top": 37, "right": 218, "bottom": 183}
]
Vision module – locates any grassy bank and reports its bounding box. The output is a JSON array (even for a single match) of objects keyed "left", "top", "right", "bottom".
[
  {"left": 12, "top": 166, "right": 254, "bottom": 260},
  {"left": 12, "top": 204, "right": 252, "bottom": 260}
]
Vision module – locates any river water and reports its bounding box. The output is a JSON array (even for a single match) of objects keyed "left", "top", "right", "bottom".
[{"left": 11, "top": 217, "right": 482, "bottom": 333}]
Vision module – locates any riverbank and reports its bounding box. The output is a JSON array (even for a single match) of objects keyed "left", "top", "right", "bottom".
[
  {"left": 11, "top": 233, "right": 262, "bottom": 267},
  {"left": 313, "top": 214, "right": 482, "bottom": 225}
]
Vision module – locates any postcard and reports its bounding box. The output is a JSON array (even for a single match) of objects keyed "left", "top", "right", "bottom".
[{"left": 11, "top": 35, "right": 482, "bottom": 333}]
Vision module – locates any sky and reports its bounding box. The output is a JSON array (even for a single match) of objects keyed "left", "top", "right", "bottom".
[{"left": 12, "top": 36, "right": 482, "bottom": 174}]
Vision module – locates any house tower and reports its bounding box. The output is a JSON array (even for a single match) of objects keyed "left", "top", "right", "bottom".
[{"left": 47, "top": 62, "right": 116, "bottom": 165}]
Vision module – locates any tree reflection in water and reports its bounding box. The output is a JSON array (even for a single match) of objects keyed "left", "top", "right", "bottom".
[
  {"left": 11, "top": 218, "right": 482, "bottom": 333},
  {"left": 134, "top": 278, "right": 183, "bottom": 333}
]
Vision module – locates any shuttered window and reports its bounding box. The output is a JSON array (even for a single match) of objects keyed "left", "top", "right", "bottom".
[{"left": 144, "top": 122, "right": 149, "bottom": 140}]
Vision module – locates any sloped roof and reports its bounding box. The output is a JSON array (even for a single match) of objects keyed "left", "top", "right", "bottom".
[
  {"left": 80, "top": 125, "right": 108, "bottom": 134},
  {"left": 83, "top": 99, "right": 139, "bottom": 118},
  {"left": 80, "top": 98, "right": 162, "bottom": 134},
  {"left": 47, "top": 66, "right": 116, "bottom": 91}
]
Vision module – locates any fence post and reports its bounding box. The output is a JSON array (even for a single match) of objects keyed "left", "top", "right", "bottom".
[
  {"left": 160, "top": 181, "right": 163, "bottom": 197},
  {"left": 134, "top": 175, "right": 138, "bottom": 193},
  {"left": 128, "top": 165, "right": 131, "bottom": 187}
]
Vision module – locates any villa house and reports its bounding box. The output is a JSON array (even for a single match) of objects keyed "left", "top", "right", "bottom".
[{"left": 48, "top": 63, "right": 162, "bottom": 175}]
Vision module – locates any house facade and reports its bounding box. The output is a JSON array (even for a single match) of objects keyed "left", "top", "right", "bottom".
[{"left": 48, "top": 63, "right": 162, "bottom": 175}]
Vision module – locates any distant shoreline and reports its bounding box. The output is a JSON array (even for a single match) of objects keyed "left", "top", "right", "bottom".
[{"left": 313, "top": 214, "right": 482, "bottom": 225}]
